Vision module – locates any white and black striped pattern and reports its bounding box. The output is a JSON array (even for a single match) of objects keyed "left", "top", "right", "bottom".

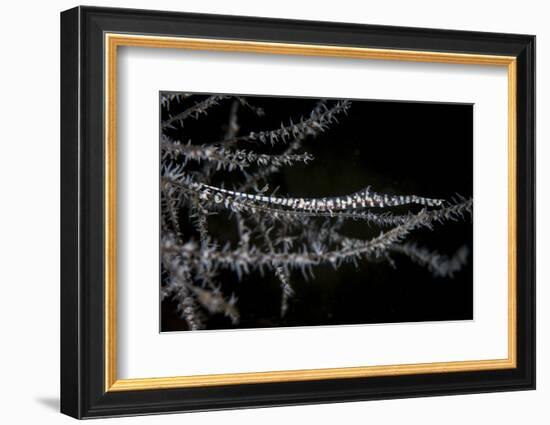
[{"left": 193, "top": 183, "right": 444, "bottom": 211}]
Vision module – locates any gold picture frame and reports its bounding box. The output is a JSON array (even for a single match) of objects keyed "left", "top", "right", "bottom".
[{"left": 104, "top": 34, "right": 517, "bottom": 392}]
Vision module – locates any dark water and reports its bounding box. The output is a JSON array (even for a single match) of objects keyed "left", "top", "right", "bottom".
[{"left": 161, "top": 93, "right": 473, "bottom": 331}]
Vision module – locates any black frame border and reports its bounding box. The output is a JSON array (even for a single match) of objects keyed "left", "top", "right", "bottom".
[{"left": 61, "top": 6, "right": 535, "bottom": 419}]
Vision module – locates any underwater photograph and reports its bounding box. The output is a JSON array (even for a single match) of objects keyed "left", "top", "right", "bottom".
[{"left": 159, "top": 92, "right": 473, "bottom": 332}]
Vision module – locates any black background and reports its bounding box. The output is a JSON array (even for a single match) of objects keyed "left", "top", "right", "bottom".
[{"left": 161, "top": 93, "right": 473, "bottom": 332}]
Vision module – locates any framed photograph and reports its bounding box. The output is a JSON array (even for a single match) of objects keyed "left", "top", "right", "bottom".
[{"left": 60, "top": 6, "right": 535, "bottom": 419}]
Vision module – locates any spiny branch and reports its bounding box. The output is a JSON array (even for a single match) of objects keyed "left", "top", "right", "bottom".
[
  {"left": 162, "top": 95, "right": 229, "bottom": 129},
  {"left": 390, "top": 243, "right": 470, "bottom": 278},
  {"left": 207, "top": 100, "right": 351, "bottom": 147},
  {"left": 161, "top": 201, "right": 468, "bottom": 272},
  {"left": 161, "top": 136, "right": 314, "bottom": 171}
]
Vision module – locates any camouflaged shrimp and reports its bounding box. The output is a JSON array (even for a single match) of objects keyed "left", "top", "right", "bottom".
[{"left": 196, "top": 183, "right": 444, "bottom": 212}]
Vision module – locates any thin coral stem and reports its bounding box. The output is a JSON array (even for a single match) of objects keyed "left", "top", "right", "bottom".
[
  {"left": 162, "top": 95, "right": 228, "bottom": 129},
  {"left": 390, "top": 243, "right": 470, "bottom": 278},
  {"left": 206, "top": 100, "right": 351, "bottom": 147},
  {"left": 161, "top": 136, "right": 314, "bottom": 171}
]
